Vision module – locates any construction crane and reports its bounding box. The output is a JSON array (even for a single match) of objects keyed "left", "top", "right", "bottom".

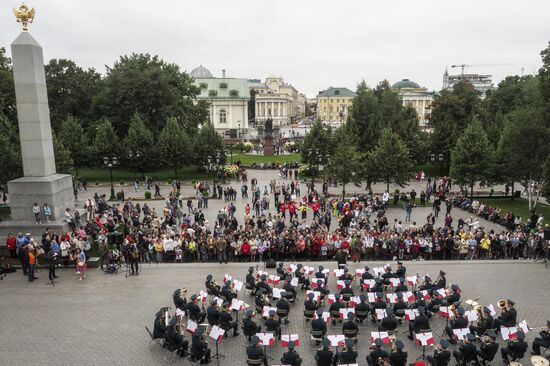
[{"left": 451, "top": 63, "right": 515, "bottom": 76}]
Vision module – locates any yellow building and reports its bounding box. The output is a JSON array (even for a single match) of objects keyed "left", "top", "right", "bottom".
[{"left": 316, "top": 87, "right": 356, "bottom": 123}]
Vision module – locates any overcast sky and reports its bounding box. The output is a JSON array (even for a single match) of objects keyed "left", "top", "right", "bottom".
[{"left": 1, "top": 0, "right": 549, "bottom": 97}]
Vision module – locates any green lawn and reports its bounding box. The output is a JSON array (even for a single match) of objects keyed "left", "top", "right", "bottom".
[
  {"left": 228, "top": 153, "right": 301, "bottom": 165},
  {"left": 477, "top": 198, "right": 550, "bottom": 220},
  {"left": 78, "top": 166, "right": 212, "bottom": 183}
]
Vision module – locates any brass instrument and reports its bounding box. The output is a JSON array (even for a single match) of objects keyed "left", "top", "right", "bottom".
[
  {"left": 530, "top": 327, "right": 550, "bottom": 332},
  {"left": 180, "top": 287, "right": 188, "bottom": 296},
  {"left": 474, "top": 305, "right": 484, "bottom": 322},
  {"left": 212, "top": 281, "right": 221, "bottom": 290},
  {"left": 497, "top": 300, "right": 507, "bottom": 312}
]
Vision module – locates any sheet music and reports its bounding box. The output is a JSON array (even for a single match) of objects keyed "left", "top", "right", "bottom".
[
  {"left": 487, "top": 304, "right": 497, "bottom": 316},
  {"left": 404, "top": 291, "right": 415, "bottom": 302},
  {"left": 375, "top": 308, "right": 387, "bottom": 320},
  {"left": 281, "top": 334, "right": 300, "bottom": 346},
  {"left": 175, "top": 308, "right": 186, "bottom": 317},
  {"left": 367, "top": 292, "right": 376, "bottom": 303},
  {"left": 262, "top": 306, "right": 277, "bottom": 317},
  {"left": 518, "top": 320, "right": 529, "bottom": 334},
  {"left": 339, "top": 308, "right": 355, "bottom": 319},
  {"left": 336, "top": 280, "right": 345, "bottom": 289},
  {"left": 209, "top": 325, "right": 225, "bottom": 342},
  {"left": 386, "top": 293, "right": 398, "bottom": 304},
  {"left": 232, "top": 279, "right": 243, "bottom": 291},
  {"left": 464, "top": 310, "right": 478, "bottom": 322},
  {"left": 406, "top": 275, "right": 418, "bottom": 285},
  {"left": 389, "top": 278, "right": 400, "bottom": 287},
  {"left": 370, "top": 331, "right": 390, "bottom": 344},
  {"left": 415, "top": 332, "right": 434, "bottom": 346},
  {"left": 327, "top": 334, "right": 345, "bottom": 347},
  {"left": 306, "top": 290, "right": 321, "bottom": 301},
  {"left": 452, "top": 328, "right": 470, "bottom": 340},
  {"left": 223, "top": 273, "right": 232, "bottom": 282},
  {"left": 230, "top": 299, "right": 244, "bottom": 311},
  {"left": 272, "top": 288, "right": 284, "bottom": 299},
  {"left": 187, "top": 319, "right": 198, "bottom": 334},
  {"left": 213, "top": 296, "right": 224, "bottom": 306},
  {"left": 333, "top": 269, "right": 344, "bottom": 277},
  {"left": 404, "top": 308, "right": 419, "bottom": 320},
  {"left": 363, "top": 279, "right": 376, "bottom": 289},
  {"left": 314, "top": 311, "right": 331, "bottom": 322},
  {"left": 290, "top": 277, "right": 299, "bottom": 287},
  {"left": 501, "top": 326, "right": 518, "bottom": 341},
  {"left": 257, "top": 332, "right": 275, "bottom": 346}
]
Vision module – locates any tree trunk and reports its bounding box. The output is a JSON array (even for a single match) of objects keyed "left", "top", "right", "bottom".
[
  {"left": 470, "top": 183, "right": 474, "bottom": 198},
  {"left": 386, "top": 180, "right": 390, "bottom": 193},
  {"left": 342, "top": 183, "right": 346, "bottom": 199},
  {"left": 174, "top": 165, "right": 178, "bottom": 179},
  {"left": 511, "top": 182, "right": 515, "bottom": 201}
]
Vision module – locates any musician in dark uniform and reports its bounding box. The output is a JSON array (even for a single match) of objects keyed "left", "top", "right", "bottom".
[
  {"left": 453, "top": 333, "right": 478, "bottom": 364},
  {"left": 316, "top": 279, "right": 329, "bottom": 300},
  {"left": 206, "top": 299, "right": 219, "bottom": 326},
  {"left": 304, "top": 292, "right": 319, "bottom": 317},
  {"left": 334, "top": 249, "right": 347, "bottom": 269},
  {"left": 256, "top": 274, "right": 273, "bottom": 296},
  {"left": 381, "top": 264, "right": 394, "bottom": 284},
  {"left": 218, "top": 302, "right": 239, "bottom": 337},
  {"left": 342, "top": 312, "right": 359, "bottom": 337},
  {"left": 334, "top": 338, "right": 358, "bottom": 365},
  {"left": 427, "top": 339, "right": 451, "bottom": 366},
  {"left": 445, "top": 284, "right": 461, "bottom": 305},
  {"left": 476, "top": 330, "right": 499, "bottom": 364},
  {"left": 446, "top": 307, "right": 468, "bottom": 342},
  {"left": 392, "top": 292, "right": 408, "bottom": 319},
  {"left": 281, "top": 340, "right": 302, "bottom": 366},
  {"left": 370, "top": 278, "right": 384, "bottom": 294},
  {"left": 413, "top": 291, "right": 427, "bottom": 310},
  {"left": 340, "top": 280, "right": 354, "bottom": 301},
  {"left": 418, "top": 275, "right": 432, "bottom": 292},
  {"left": 190, "top": 327, "right": 210, "bottom": 364},
  {"left": 372, "top": 292, "right": 387, "bottom": 322},
  {"left": 470, "top": 306, "right": 494, "bottom": 336},
  {"left": 246, "top": 335, "right": 268, "bottom": 366},
  {"left": 531, "top": 320, "right": 550, "bottom": 356},
  {"left": 187, "top": 294, "right": 206, "bottom": 323},
  {"left": 408, "top": 306, "right": 430, "bottom": 340},
  {"left": 276, "top": 294, "right": 290, "bottom": 324},
  {"left": 153, "top": 308, "right": 168, "bottom": 339},
  {"left": 245, "top": 266, "right": 256, "bottom": 291},
  {"left": 166, "top": 317, "right": 189, "bottom": 356},
  {"left": 243, "top": 309, "right": 261, "bottom": 339},
  {"left": 205, "top": 274, "right": 219, "bottom": 297},
  {"left": 379, "top": 312, "right": 398, "bottom": 332},
  {"left": 360, "top": 265, "right": 374, "bottom": 292},
  {"left": 264, "top": 310, "right": 281, "bottom": 339},
  {"left": 339, "top": 267, "right": 353, "bottom": 282},
  {"left": 283, "top": 275, "right": 297, "bottom": 301},
  {"left": 367, "top": 338, "right": 390, "bottom": 366},
  {"left": 395, "top": 262, "right": 406, "bottom": 278},
  {"left": 395, "top": 278, "right": 408, "bottom": 293},
  {"left": 329, "top": 293, "right": 345, "bottom": 325},
  {"left": 434, "top": 270, "right": 446, "bottom": 290},
  {"left": 315, "top": 265, "right": 327, "bottom": 286},
  {"left": 501, "top": 330, "right": 528, "bottom": 364},
  {"left": 390, "top": 340, "right": 408, "bottom": 366},
  {"left": 294, "top": 263, "right": 310, "bottom": 290},
  {"left": 312, "top": 309, "right": 328, "bottom": 339},
  {"left": 172, "top": 288, "right": 187, "bottom": 312},
  {"left": 221, "top": 280, "right": 237, "bottom": 302},
  {"left": 493, "top": 299, "right": 517, "bottom": 330},
  {"left": 355, "top": 294, "right": 371, "bottom": 323},
  {"left": 276, "top": 262, "right": 286, "bottom": 279},
  {"left": 315, "top": 338, "right": 333, "bottom": 366}
]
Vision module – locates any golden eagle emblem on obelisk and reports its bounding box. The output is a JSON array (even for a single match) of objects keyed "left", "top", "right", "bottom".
[{"left": 13, "top": 3, "right": 36, "bottom": 32}]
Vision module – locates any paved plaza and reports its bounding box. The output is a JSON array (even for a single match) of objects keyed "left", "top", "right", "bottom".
[{"left": 0, "top": 260, "right": 548, "bottom": 365}]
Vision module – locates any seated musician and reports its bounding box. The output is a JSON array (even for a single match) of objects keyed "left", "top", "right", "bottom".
[
  {"left": 418, "top": 275, "right": 433, "bottom": 292},
  {"left": 390, "top": 340, "right": 408, "bottom": 366},
  {"left": 343, "top": 312, "right": 359, "bottom": 336},
  {"left": 221, "top": 280, "right": 237, "bottom": 303},
  {"left": 315, "top": 338, "right": 333, "bottom": 366},
  {"left": 334, "top": 338, "right": 358, "bottom": 365},
  {"left": 276, "top": 293, "right": 291, "bottom": 325},
  {"left": 531, "top": 320, "right": 550, "bottom": 356},
  {"left": 371, "top": 292, "right": 387, "bottom": 322},
  {"left": 172, "top": 288, "right": 187, "bottom": 312},
  {"left": 276, "top": 262, "right": 286, "bottom": 280},
  {"left": 367, "top": 338, "right": 390, "bottom": 366},
  {"left": 316, "top": 279, "right": 329, "bottom": 299},
  {"left": 340, "top": 280, "right": 354, "bottom": 301},
  {"left": 281, "top": 340, "right": 302, "bottom": 366},
  {"left": 294, "top": 263, "right": 310, "bottom": 290},
  {"left": 153, "top": 308, "right": 168, "bottom": 339},
  {"left": 493, "top": 299, "right": 517, "bottom": 330},
  {"left": 452, "top": 333, "right": 478, "bottom": 364},
  {"left": 338, "top": 267, "right": 353, "bottom": 282},
  {"left": 329, "top": 293, "right": 345, "bottom": 325},
  {"left": 205, "top": 274, "right": 219, "bottom": 297},
  {"left": 445, "top": 307, "right": 468, "bottom": 343},
  {"left": 304, "top": 292, "right": 319, "bottom": 318},
  {"left": 264, "top": 310, "right": 281, "bottom": 339},
  {"left": 312, "top": 309, "right": 327, "bottom": 339},
  {"left": 433, "top": 270, "right": 447, "bottom": 290},
  {"left": 190, "top": 327, "right": 211, "bottom": 364},
  {"left": 255, "top": 274, "right": 273, "bottom": 296},
  {"left": 469, "top": 306, "right": 494, "bottom": 337},
  {"left": 369, "top": 278, "right": 383, "bottom": 294},
  {"left": 394, "top": 277, "right": 408, "bottom": 293},
  {"left": 476, "top": 330, "right": 499, "bottom": 364},
  {"left": 427, "top": 339, "right": 451, "bottom": 366},
  {"left": 381, "top": 264, "right": 394, "bottom": 284},
  {"left": 206, "top": 299, "right": 219, "bottom": 326},
  {"left": 245, "top": 266, "right": 256, "bottom": 291},
  {"left": 165, "top": 316, "right": 189, "bottom": 357},
  {"left": 408, "top": 306, "right": 430, "bottom": 340},
  {"left": 360, "top": 265, "right": 374, "bottom": 293},
  {"left": 243, "top": 310, "right": 261, "bottom": 339},
  {"left": 315, "top": 265, "right": 327, "bottom": 286},
  {"left": 186, "top": 294, "right": 206, "bottom": 323},
  {"left": 501, "top": 330, "right": 528, "bottom": 364},
  {"left": 247, "top": 335, "right": 268, "bottom": 366},
  {"left": 218, "top": 301, "right": 239, "bottom": 337},
  {"left": 392, "top": 292, "right": 408, "bottom": 319},
  {"left": 355, "top": 294, "right": 371, "bottom": 323},
  {"left": 395, "top": 261, "right": 407, "bottom": 278},
  {"left": 379, "top": 312, "right": 398, "bottom": 332},
  {"left": 283, "top": 275, "right": 297, "bottom": 301}
]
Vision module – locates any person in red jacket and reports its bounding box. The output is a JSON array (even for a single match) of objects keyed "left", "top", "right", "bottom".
[{"left": 6, "top": 234, "right": 17, "bottom": 258}]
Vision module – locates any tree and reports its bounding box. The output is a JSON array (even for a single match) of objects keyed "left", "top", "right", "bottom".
[
  {"left": 194, "top": 122, "right": 226, "bottom": 169},
  {"left": 301, "top": 121, "right": 332, "bottom": 165},
  {"left": 123, "top": 113, "right": 154, "bottom": 174},
  {"left": 538, "top": 42, "right": 550, "bottom": 110},
  {"left": 366, "top": 128, "right": 413, "bottom": 192},
  {"left": 347, "top": 80, "right": 381, "bottom": 152},
  {"left": 45, "top": 59, "right": 101, "bottom": 131},
  {"left": 248, "top": 89, "right": 256, "bottom": 125},
  {"left": 326, "top": 133, "right": 363, "bottom": 198},
  {"left": 58, "top": 116, "right": 89, "bottom": 175},
  {"left": 0, "top": 48, "right": 16, "bottom": 123},
  {"left": 495, "top": 108, "right": 549, "bottom": 210},
  {"left": 158, "top": 117, "right": 190, "bottom": 178},
  {"left": 541, "top": 154, "right": 550, "bottom": 201},
  {"left": 0, "top": 113, "right": 21, "bottom": 187},
  {"left": 450, "top": 119, "right": 495, "bottom": 198},
  {"left": 52, "top": 133, "right": 74, "bottom": 175},
  {"left": 92, "top": 119, "right": 120, "bottom": 163},
  {"left": 94, "top": 53, "right": 206, "bottom": 136}
]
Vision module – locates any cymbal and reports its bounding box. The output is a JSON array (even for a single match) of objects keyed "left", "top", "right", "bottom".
[
  {"left": 531, "top": 355, "right": 550, "bottom": 366},
  {"left": 465, "top": 299, "right": 479, "bottom": 306},
  {"left": 510, "top": 362, "right": 522, "bottom": 366}
]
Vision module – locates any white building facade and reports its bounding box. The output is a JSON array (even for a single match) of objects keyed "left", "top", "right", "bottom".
[
  {"left": 249, "top": 77, "right": 300, "bottom": 127},
  {"left": 392, "top": 79, "right": 434, "bottom": 129}
]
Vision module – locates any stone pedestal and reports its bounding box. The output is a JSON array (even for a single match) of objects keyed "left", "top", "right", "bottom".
[
  {"left": 7, "top": 174, "right": 74, "bottom": 221},
  {"left": 264, "top": 136, "right": 275, "bottom": 156}
]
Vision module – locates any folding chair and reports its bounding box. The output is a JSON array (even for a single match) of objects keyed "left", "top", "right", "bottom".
[
  {"left": 303, "top": 309, "right": 315, "bottom": 322},
  {"left": 145, "top": 325, "right": 164, "bottom": 349},
  {"left": 310, "top": 329, "right": 324, "bottom": 345},
  {"left": 247, "top": 359, "right": 263, "bottom": 366}
]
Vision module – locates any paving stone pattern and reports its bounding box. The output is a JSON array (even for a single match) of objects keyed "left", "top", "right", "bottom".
[{"left": 0, "top": 260, "right": 548, "bottom": 365}]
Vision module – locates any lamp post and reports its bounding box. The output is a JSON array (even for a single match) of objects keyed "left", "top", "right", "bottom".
[
  {"left": 207, "top": 150, "right": 222, "bottom": 198},
  {"left": 127, "top": 150, "right": 142, "bottom": 179},
  {"left": 308, "top": 148, "right": 330, "bottom": 183},
  {"left": 430, "top": 153, "right": 444, "bottom": 177},
  {"left": 103, "top": 156, "right": 118, "bottom": 200}
]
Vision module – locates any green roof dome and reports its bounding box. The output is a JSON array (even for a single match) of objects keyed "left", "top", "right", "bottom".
[
  {"left": 392, "top": 79, "right": 420, "bottom": 89},
  {"left": 190, "top": 65, "right": 213, "bottom": 78}
]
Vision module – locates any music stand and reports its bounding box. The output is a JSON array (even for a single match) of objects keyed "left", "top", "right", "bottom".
[
  {"left": 415, "top": 331, "right": 435, "bottom": 361},
  {"left": 209, "top": 325, "right": 226, "bottom": 366},
  {"left": 257, "top": 332, "right": 275, "bottom": 361}
]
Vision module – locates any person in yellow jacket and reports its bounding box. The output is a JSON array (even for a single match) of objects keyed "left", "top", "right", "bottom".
[{"left": 479, "top": 235, "right": 491, "bottom": 258}]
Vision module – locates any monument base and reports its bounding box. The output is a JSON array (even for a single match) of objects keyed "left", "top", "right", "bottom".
[
  {"left": 0, "top": 219, "right": 67, "bottom": 246},
  {"left": 7, "top": 174, "right": 74, "bottom": 222},
  {"left": 264, "top": 136, "right": 275, "bottom": 156}
]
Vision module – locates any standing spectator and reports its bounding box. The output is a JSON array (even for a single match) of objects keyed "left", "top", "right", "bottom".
[
  {"left": 6, "top": 234, "right": 17, "bottom": 258},
  {"left": 46, "top": 245, "right": 58, "bottom": 281},
  {"left": 84, "top": 198, "right": 95, "bottom": 222},
  {"left": 43, "top": 203, "right": 52, "bottom": 223},
  {"left": 32, "top": 203, "right": 41, "bottom": 224},
  {"left": 28, "top": 244, "right": 38, "bottom": 282},
  {"left": 75, "top": 248, "right": 87, "bottom": 281},
  {"left": 216, "top": 235, "right": 228, "bottom": 264}
]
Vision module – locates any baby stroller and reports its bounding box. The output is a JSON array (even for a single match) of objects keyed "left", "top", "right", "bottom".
[{"left": 104, "top": 249, "right": 121, "bottom": 274}]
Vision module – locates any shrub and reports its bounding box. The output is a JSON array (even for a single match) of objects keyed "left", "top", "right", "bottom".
[
  {"left": 144, "top": 191, "right": 152, "bottom": 199},
  {"left": 115, "top": 191, "right": 124, "bottom": 200},
  {"left": 119, "top": 180, "right": 124, "bottom": 185}
]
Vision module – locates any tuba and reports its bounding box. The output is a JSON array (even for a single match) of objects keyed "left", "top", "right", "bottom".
[
  {"left": 497, "top": 300, "right": 507, "bottom": 312},
  {"left": 474, "top": 305, "right": 484, "bottom": 323}
]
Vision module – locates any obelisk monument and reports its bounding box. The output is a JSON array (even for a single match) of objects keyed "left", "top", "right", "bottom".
[{"left": 2, "top": 4, "right": 73, "bottom": 232}]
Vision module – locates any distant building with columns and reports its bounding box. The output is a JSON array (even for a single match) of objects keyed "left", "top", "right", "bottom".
[
  {"left": 392, "top": 79, "right": 434, "bottom": 129},
  {"left": 249, "top": 77, "right": 300, "bottom": 127},
  {"left": 190, "top": 65, "right": 249, "bottom": 134},
  {"left": 316, "top": 87, "right": 355, "bottom": 122}
]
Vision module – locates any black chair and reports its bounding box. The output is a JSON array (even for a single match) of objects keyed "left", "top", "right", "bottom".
[
  {"left": 330, "top": 309, "right": 341, "bottom": 324},
  {"left": 356, "top": 310, "right": 369, "bottom": 323},
  {"left": 246, "top": 359, "right": 263, "bottom": 366},
  {"left": 283, "top": 292, "right": 296, "bottom": 303},
  {"left": 145, "top": 325, "right": 164, "bottom": 349},
  {"left": 277, "top": 308, "right": 289, "bottom": 324},
  {"left": 343, "top": 328, "right": 358, "bottom": 341},
  {"left": 303, "top": 309, "right": 315, "bottom": 322}
]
